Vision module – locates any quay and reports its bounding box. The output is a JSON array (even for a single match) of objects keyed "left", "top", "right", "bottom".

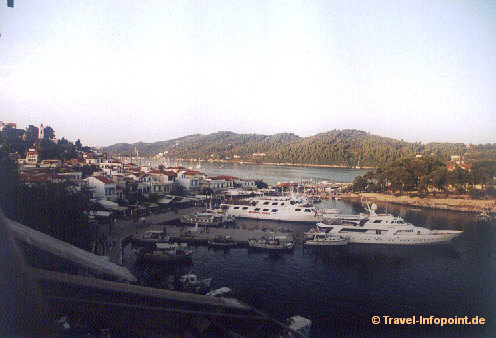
[{"left": 104, "top": 207, "right": 294, "bottom": 265}]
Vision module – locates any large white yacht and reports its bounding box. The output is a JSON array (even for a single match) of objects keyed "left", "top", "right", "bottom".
[
  {"left": 221, "top": 195, "right": 322, "bottom": 223},
  {"left": 315, "top": 203, "right": 463, "bottom": 245}
]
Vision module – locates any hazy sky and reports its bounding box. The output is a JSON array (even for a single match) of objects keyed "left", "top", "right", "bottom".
[{"left": 1, "top": 1, "right": 495, "bottom": 146}]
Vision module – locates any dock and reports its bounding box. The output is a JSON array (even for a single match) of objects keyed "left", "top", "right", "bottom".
[{"left": 104, "top": 207, "right": 294, "bottom": 264}]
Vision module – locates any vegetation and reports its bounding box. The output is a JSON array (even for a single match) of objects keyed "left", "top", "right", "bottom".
[
  {"left": 0, "top": 124, "right": 90, "bottom": 161},
  {"left": 0, "top": 154, "right": 96, "bottom": 250},
  {"left": 102, "top": 129, "right": 495, "bottom": 168},
  {"left": 351, "top": 155, "right": 496, "bottom": 198}
]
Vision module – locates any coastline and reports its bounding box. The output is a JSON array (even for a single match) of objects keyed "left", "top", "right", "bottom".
[
  {"left": 139, "top": 156, "right": 376, "bottom": 170},
  {"left": 341, "top": 193, "right": 496, "bottom": 214}
]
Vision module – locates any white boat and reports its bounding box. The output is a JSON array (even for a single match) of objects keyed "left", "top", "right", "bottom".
[
  {"left": 179, "top": 273, "right": 212, "bottom": 294},
  {"left": 206, "top": 287, "right": 232, "bottom": 297},
  {"left": 286, "top": 315, "right": 312, "bottom": 337},
  {"left": 314, "top": 204, "right": 462, "bottom": 245},
  {"left": 221, "top": 195, "right": 322, "bottom": 223},
  {"left": 135, "top": 243, "right": 194, "bottom": 263},
  {"left": 182, "top": 209, "right": 235, "bottom": 227},
  {"left": 304, "top": 233, "right": 348, "bottom": 246}
]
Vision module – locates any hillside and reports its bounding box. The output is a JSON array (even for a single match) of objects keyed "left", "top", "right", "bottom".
[{"left": 100, "top": 129, "right": 494, "bottom": 167}]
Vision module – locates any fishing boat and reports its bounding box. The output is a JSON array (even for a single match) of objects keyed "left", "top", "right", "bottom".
[
  {"left": 248, "top": 234, "right": 294, "bottom": 252},
  {"left": 135, "top": 243, "right": 194, "bottom": 264},
  {"left": 132, "top": 230, "right": 170, "bottom": 246},
  {"left": 304, "top": 233, "right": 348, "bottom": 246},
  {"left": 207, "top": 235, "right": 237, "bottom": 248},
  {"left": 179, "top": 273, "right": 212, "bottom": 294}
]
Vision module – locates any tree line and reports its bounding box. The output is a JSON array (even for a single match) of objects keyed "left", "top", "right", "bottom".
[
  {"left": 0, "top": 124, "right": 90, "bottom": 161},
  {"left": 352, "top": 156, "right": 496, "bottom": 198},
  {"left": 102, "top": 129, "right": 495, "bottom": 168}
]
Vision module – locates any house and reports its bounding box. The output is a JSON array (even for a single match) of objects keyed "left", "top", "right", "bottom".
[
  {"left": 25, "top": 149, "right": 39, "bottom": 166},
  {"left": 84, "top": 153, "right": 103, "bottom": 165},
  {"left": 87, "top": 175, "right": 117, "bottom": 201},
  {"left": 40, "top": 159, "right": 62, "bottom": 168},
  {"left": 235, "top": 178, "right": 257, "bottom": 190},
  {"left": 178, "top": 170, "right": 204, "bottom": 193},
  {"left": 204, "top": 175, "right": 235, "bottom": 192}
]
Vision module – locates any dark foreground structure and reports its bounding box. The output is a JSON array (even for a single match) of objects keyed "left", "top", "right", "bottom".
[{"left": 0, "top": 213, "right": 305, "bottom": 336}]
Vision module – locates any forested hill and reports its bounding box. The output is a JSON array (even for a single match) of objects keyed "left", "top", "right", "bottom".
[{"left": 100, "top": 130, "right": 494, "bottom": 167}]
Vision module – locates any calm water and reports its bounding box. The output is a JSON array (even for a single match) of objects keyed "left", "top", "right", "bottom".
[
  {"left": 130, "top": 164, "right": 495, "bottom": 336},
  {"left": 149, "top": 159, "right": 370, "bottom": 185}
]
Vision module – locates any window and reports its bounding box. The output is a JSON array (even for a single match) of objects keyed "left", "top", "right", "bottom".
[
  {"left": 295, "top": 209, "right": 301, "bottom": 211},
  {"left": 263, "top": 209, "right": 269, "bottom": 212},
  {"left": 271, "top": 209, "right": 278, "bottom": 212},
  {"left": 233, "top": 207, "right": 240, "bottom": 210},
  {"left": 272, "top": 202, "right": 278, "bottom": 205},
  {"left": 304, "top": 209, "right": 311, "bottom": 212},
  {"left": 263, "top": 202, "right": 269, "bottom": 205},
  {"left": 242, "top": 207, "right": 248, "bottom": 210},
  {"left": 254, "top": 208, "right": 260, "bottom": 211}
]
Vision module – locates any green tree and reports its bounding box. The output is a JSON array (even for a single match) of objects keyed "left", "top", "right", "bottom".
[
  {"left": 352, "top": 175, "right": 368, "bottom": 192},
  {"left": 471, "top": 160, "right": 496, "bottom": 189},
  {"left": 24, "top": 125, "right": 39, "bottom": 145},
  {"left": 43, "top": 126, "right": 55, "bottom": 140}
]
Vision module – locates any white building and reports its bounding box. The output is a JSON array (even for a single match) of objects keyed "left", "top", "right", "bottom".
[
  {"left": 25, "top": 149, "right": 39, "bottom": 166},
  {"left": 87, "top": 175, "right": 117, "bottom": 201}
]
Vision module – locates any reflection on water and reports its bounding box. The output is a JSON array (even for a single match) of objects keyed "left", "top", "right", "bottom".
[{"left": 127, "top": 199, "right": 495, "bottom": 336}]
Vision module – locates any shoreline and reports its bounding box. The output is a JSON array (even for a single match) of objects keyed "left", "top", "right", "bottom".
[
  {"left": 127, "top": 156, "right": 376, "bottom": 170},
  {"left": 341, "top": 193, "right": 496, "bottom": 214}
]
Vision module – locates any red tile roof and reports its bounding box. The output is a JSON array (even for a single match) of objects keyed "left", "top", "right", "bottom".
[
  {"left": 93, "top": 175, "right": 115, "bottom": 184},
  {"left": 210, "top": 175, "right": 238, "bottom": 181},
  {"left": 182, "top": 170, "right": 202, "bottom": 176}
]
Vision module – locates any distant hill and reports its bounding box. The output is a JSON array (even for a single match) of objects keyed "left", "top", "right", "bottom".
[{"left": 100, "top": 129, "right": 495, "bottom": 167}]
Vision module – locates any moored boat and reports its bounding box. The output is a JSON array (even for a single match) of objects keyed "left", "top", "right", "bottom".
[
  {"left": 248, "top": 235, "right": 294, "bottom": 252},
  {"left": 179, "top": 272, "right": 212, "bottom": 294},
  {"left": 221, "top": 194, "right": 322, "bottom": 223},
  {"left": 207, "top": 235, "right": 237, "bottom": 248},
  {"left": 135, "top": 242, "right": 194, "bottom": 263},
  {"left": 304, "top": 233, "right": 348, "bottom": 246},
  {"left": 182, "top": 209, "right": 235, "bottom": 227},
  {"left": 132, "top": 230, "right": 170, "bottom": 246},
  {"left": 314, "top": 203, "right": 462, "bottom": 245}
]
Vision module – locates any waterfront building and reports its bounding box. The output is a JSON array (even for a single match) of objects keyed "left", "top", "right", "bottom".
[{"left": 86, "top": 175, "right": 117, "bottom": 201}]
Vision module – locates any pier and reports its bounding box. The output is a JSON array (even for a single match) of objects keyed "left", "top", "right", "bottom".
[{"left": 104, "top": 207, "right": 294, "bottom": 265}]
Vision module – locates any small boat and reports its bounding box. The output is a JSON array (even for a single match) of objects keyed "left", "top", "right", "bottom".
[
  {"left": 304, "top": 233, "right": 348, "bottom": 246},
  {"left": 207, "top": 235, "right": 237, "bottom": 248},
  {"left": 248, "top": 234, "right": 294, "bottom": 252},
  {"left": 286, "top": 315, "right": 312, "bottom": 337},
  {"left": 179, "top": 273, "right": 212, "bottom": 294},
  {"left": 135, "top": 243, "right": 193, "bottom": 264},
  {"left": 132, "top": 230, "right": 170, "bottom": 245},
  {"left": 182, "top": 209, "right": 235, "bottom": 227},
  {"left": 206, "top": 287, "right": 232, "bottom": 297},
  {"left": 476, "top": 211, "right": 491, "bottom": 223}
]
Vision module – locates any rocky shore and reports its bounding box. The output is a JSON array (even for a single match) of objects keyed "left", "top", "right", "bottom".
[{"left": 341, "top": 193, "right": 496, "bottom": 214}]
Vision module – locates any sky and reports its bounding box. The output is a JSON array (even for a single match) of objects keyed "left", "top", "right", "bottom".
[{"left": 1, "top": 1, "right": 495, "bottom": 147}]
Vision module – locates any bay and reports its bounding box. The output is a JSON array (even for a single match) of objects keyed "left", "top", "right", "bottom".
[
  {"left": 147, "top": 158, "right": 370, "bottom": 185},
  {"left": 129, "top": 164, "right": 495, "bottom": 336}
]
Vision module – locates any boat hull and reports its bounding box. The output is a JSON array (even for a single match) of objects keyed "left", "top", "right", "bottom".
[{"left": 336, "top": 231, "right": 462, "bottom": 245}]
